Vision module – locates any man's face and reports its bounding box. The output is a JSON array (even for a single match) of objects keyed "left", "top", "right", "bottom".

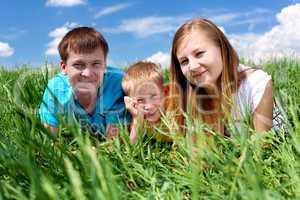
[{"left": 61, "top": 47, "right": 106, "bottom": 97}]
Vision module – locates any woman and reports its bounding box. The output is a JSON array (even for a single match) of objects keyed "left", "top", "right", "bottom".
[{"left": 167, "top": 18, "right": 273, "bottom": 136}]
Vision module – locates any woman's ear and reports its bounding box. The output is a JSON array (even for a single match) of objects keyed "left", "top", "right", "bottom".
[{"left": 163, "top": 84, "right": 170, "bottom": 96}]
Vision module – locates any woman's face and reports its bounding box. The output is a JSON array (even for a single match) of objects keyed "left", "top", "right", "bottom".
[{"left": 176, "top": 30, "right": 223, "bottom": 88}]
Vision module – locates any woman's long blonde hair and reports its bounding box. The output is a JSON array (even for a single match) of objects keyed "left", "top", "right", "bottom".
[{"left": 167, "top": 18, "right": 240, "bottom": 133}]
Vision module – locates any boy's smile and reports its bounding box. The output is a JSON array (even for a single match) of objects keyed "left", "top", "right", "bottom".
[{"left": 133, "top": 81, "right": 164, "bottom": 124}]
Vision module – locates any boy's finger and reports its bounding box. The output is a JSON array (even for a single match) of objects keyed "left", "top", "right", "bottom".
[
  {"left": 124, "top": 96, "right": 132, "bottom": 104},
  {"left": 124, "top": 96, "right": 135, "bottom": 109}
]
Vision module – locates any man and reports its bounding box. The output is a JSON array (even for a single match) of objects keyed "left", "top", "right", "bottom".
[{"left": 39, "top": 27, "right": 130, "bottom": 139}]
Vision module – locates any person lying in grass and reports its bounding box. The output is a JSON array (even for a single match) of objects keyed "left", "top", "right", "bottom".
[
  {"left": 122, "top": 61, "right": 170, "bottom": 143},
  {"left": 39, "top": 27, "right": 130, "bottom": 140},
  {"left": 167, "top": 18, "right": 275, "bottom": 138}
]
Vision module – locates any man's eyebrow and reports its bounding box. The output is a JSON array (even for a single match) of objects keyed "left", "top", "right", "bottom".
[
  {"left": 71, "top": 59, "right": 84, "bottom": 63},
  {"left": 92, "top": 59, "right": 104, "bottom": 63}
]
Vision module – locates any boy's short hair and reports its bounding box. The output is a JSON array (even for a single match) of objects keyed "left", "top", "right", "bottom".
[
  {"left": 122, "top": 61, "right": 164, "bottom": 96},
  {"left": 58, "top": 27, "right": 109, "bottom": 62}
]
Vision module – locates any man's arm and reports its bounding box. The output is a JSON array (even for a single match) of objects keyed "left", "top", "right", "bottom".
[
  {"left": 39, "top": 79, "right": 62, "bottom": 134},
  {"left": 43, "top": 123, "right": 59, "bottom": 133},
  {"left": 106, "top": 124, "right": 120, "bottom": 140}
]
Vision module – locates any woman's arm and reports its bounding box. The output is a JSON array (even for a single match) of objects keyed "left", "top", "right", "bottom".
[{"left": 252, "top": 80, "right": 273, "bottom": 132}]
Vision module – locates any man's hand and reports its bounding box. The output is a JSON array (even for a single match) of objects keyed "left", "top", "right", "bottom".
[
  {"left": 43, "top": 123, "right": 59, "bottom": 133},
  {"left": 106, "top": 125, "right": 120, "bottom": 140}
]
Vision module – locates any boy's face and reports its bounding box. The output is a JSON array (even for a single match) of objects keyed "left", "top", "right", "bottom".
[
  {"left": 133, "top": 81, "right": 165, "bottom": 124},
  {"left": 60, "top": 47, "right": 106, "bottom": 97}
]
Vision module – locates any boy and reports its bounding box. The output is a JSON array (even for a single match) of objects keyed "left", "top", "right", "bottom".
[
  {"left": 39, "top": 27, "right": 129, "bottom": 139},
  {"left": 122, "top": 61, "right": 169, "bottom": 143}
]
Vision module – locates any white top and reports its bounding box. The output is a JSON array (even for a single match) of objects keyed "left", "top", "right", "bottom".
[{"left": 231, "top": 64, "right": 272, "bottom": 123}]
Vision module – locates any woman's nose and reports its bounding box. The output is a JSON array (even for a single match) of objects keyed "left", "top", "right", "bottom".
[{"left": 188, "top": 58, "right": 199, "bottom": 71}]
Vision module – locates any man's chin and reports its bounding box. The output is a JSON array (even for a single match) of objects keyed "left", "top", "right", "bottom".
[{"left": 74, "top": 88, "right": 98, "bottom": 96}]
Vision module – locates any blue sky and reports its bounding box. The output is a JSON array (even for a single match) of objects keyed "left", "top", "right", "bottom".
[{"left": 0, "top": 0, "right": 300, "bottom": 68}]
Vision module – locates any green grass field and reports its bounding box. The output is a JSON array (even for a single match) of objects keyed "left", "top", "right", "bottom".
[{"left": 0, "top": 59, "right": 299, "bottom": 200}]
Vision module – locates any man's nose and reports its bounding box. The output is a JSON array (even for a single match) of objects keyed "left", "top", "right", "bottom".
[{"left": 81, "top": 67, "right": 93, "bottom": 77}]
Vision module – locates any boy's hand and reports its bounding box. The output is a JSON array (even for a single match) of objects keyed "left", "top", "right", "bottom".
[
  {"left": 124, "top": 96, "right": 142, "bottom": 118},
  {"left": 124, "top": 96, "right": 146, "bottom": 144},
  {"left": 129, "top": 127, "right": 139, "bottom": 144}
]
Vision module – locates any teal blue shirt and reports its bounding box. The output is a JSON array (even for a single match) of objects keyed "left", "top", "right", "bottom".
[{"left": 39, "top": 66, "right": 130, "bottom": 136}]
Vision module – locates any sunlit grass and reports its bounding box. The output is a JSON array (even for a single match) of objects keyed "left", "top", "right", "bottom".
[{"left": 0, "top": 59, "right": 299, "bottom": 199}]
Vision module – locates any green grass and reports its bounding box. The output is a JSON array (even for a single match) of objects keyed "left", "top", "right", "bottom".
[{"left": 0, "top": 59, "right": 299, "bottom": 200}]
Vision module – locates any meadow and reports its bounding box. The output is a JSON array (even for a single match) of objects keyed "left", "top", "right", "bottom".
[{"left": 0, "top": 59, "right": 299, "bottom": 200}]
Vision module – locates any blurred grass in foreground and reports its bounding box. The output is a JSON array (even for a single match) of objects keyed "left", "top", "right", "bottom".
[{"left": 0, "top": 59, "right": 299, "bottom": 200}]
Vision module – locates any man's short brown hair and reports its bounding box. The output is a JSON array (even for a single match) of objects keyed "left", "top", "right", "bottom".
[
  {"left": 58, "top": 27, "right": 109, "bottom": 62},
  {"left": 122, "top": 61, "right": 164, "bottom": 96}
]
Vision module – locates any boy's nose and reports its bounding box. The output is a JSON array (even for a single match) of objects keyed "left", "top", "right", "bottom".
[{"left": 143, "top": 103, "right": 154, "bottom": 112}]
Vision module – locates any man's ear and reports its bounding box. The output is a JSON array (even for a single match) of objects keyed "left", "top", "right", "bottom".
[{"left": 60, "top": 60, "right": 67, "bottom": 74}]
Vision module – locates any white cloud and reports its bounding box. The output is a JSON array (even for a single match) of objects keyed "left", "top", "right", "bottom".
[
  {"left": 210, "top": 13, "right": 240, "bottom": 24},
  {"left": 228, "top": 3, "right": 300, "bottom": 63},
  {"left": 0, "top": 28, "right": 27, "bottom": 41},
  {"left": 0, "top": 42, "right": 14, "bottom": 57},
  {"left": 94, "top": 3, "right": 134, "bottom": 19},
  {"left": 200, "top": 8, "right": 274, "bottom": 33},
  {"left": 46, "top": 0, "right": 86, "bottom": 7},
  {"left": 145, "top": 51, "right": 170, "bottom": 69},
  {"left": 102, "top": 16, "right": 188, "bottom": 38},
  {"left": 45, "top": 22, "right": 78, "bottom": 56},
  {"left": 203, "top": 8, "right": 272, "bottom": 28},
  {"left": 101, "top": 8, "right": 272, "bottom": 39}
]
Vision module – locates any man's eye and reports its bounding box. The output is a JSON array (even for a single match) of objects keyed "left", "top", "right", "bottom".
[
  {"left": 73, "top": 64, "right": 84, "bottom": 69},
  {"left": 93, "top": 63, "right": 102, "bottom": 68}
]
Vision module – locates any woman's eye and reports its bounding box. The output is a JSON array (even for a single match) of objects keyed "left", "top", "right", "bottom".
[
  {"left": 196, "top": 51, "right": 205, "bottom": 57},
  {"left": 180, "top": 59, "right": 188, "bottom": 66}
]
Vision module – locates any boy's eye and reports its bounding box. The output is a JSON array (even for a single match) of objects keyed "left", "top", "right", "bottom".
[
  {"left": 137, "top": 99, "right": 145, "bottom": 104},
  {"left": 150, "top": 94, "right": 159, "bottom": 100}
]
